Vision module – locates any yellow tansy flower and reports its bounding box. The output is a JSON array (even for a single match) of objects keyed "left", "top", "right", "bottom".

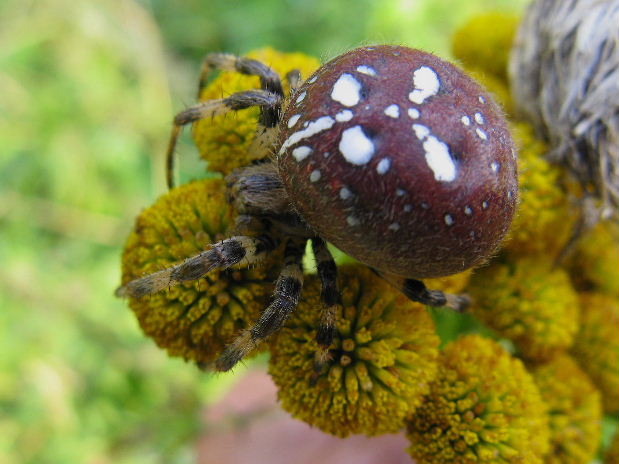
[
  {"left": 530, "top": 355, "right": 602, "bottom": 464},
  {"left": 407, "top": 335, "right": 550, "bottom": 464},
  {"left": 566, "top": 220, "right": 619, "bottom": 297},
  {"left": 571, "top": 292, "right": 619, "bottom": 414},
  {"left": 268, "top": 265, "right": 440, "bottom": 437},
  {"left": 505, "top": 122, "right": 578, "bottom": 259},
  {"left": 119, "top": 179, "right": 278, "bottom": 366},
  {"left": 468, "top": 256, "right": 579, "bottom": 361}
]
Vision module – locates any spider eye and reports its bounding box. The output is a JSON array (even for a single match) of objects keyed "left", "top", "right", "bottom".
[{"left": 277, "top": 45, "right": 518, "bottom": 279}]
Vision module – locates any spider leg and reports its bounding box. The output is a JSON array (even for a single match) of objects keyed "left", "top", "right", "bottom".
[
  {"left": 197, "top": 53, "right": 284, "bottom": 99},
  {"left": 311, "top": 237, "right": 341, "bottom": 371},
  {"left": 226, "top": 162, "right": 290, "bottom": 215},
  {"left": 196, "top": 53, "right": 284, "bottom": 134},
  {"left": 373, "top": 269, "right": 471, "bottom": 312},
  {"left": 115, "top": 234, "right": 279, "bottom": 298},
  {"left": 165, "top": 89, "right": 282, "bottom": 188},
  {"left": 215, "top": 238, "right": 306, "bottom": 371}
]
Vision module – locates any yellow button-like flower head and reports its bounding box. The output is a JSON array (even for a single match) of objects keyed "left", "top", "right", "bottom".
[
  {"left": 468, "top": 256, "right": 579, "bottom": 361},
  {"left": 530, "top": 355, "right": 602, "bottom": 464},
  {"left": 269, "top": 265, "right": 440, "bottom": 437},
  {"left": 571, "top": 292, "right": 619, "bottom": 414},
  {"left": 119, "top": 179, "right": 277, "bottom": 366},
  {"left": 407, "top": 335, "right": 550, "bottom": 464}
]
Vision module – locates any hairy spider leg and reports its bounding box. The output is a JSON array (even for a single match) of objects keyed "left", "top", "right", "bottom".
[
  {"left": 226, "top": 162, "right": 290, "bottom": 216},
  {"left": 196, "top": 53, "right": 285, "bottom": 101},
  {"left": 165, "top": 89, "right": 282, "bottom": 188},
  {"left": 215, "top": 238, "right": 306, "bottom": 371},
  {"left": 311, "top": 237, "right": 341, "bottom": 371},
  {"left": 192, "top": 53, "right": 287, "bottom": 184},
  {"left": 373, "top": 270, "right": 471, "bottom": 312},
  {"left": 115, "top": 234, "right": 280, "bottom": 298}
]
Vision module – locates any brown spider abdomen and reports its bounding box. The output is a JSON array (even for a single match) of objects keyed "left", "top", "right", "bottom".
[{"left": 277, "top": 45, "right": 518, "bottom": 279}]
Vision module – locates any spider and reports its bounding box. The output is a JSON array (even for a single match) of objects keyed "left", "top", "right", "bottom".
[{"left": 117, "top": 45, "right": 518, "bottom": 372}]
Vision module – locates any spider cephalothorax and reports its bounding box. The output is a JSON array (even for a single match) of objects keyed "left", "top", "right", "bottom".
[{"left": 117, "top": 45, "right": 518, "bottom": 371}]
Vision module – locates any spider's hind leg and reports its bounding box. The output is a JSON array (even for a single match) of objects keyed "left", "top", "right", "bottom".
[
  {"left": 374, "top": 270, "right": 471, "bottom": 312},
  {"left": 401, "top": 278, "right": 471, "bottom": 311},
  {"left": 215, "top": 238, "right": 306, "bottom": 371},
  {"left": 311, "top": 237, "right": 341, "bottom": 372}
]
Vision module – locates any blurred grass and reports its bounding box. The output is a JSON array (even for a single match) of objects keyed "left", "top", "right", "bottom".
[{"left": 0, "top": 0, "right": 528, "bottom": 462}]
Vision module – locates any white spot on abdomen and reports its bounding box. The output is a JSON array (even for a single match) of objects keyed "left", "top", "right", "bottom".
[
  {"left": 408, "top": 108, "right": 420, "bottom": 119},
  {"left": 339, "top": 187, "right": 353, "bottom": 200},
  {"left": 310, "top": 169, "right": 321, "bottom": 182},
  {"left": 412, "top": 124, "right": 457, "bottom": 182},
  {"left": 287, "top": 114, "right": 301, "bottom": 128},
  {"left": 331, "top": 73, "right": 362, "bottom": 107},
  {"left": 279, "top": 116, "right": 335, "bottom": 154},
  {"left": 409, "top": 66, "right": 440, "bottom": 104},
  {"left": 347, "top": 215, "right": 360, "bottom": 226},
  {"left": 339, "top": 125, "right": 375, "bottom": 165},
  {"left": 461, "top": 115, "right": 471, "bottom": 126},
  {"left": 376, "top": 158, "right": 391, "bottom": 175},
  {"left": 292, "top": 146, "right": 312, "bottom": 162},
  {"left": 444, "top": 214, "right": 454, "bottom": 226},
  {"left": 295, "top": 91, "right": 306, "bottom": 104},
  {"left": 356, "top": 65, "right": 377, "bottom": 76},
  {"left": 335, "top": 109, "right": 353, "bottom": 122},
  {"left": 423, "top": 137, "right": 457, "bottom": 181},
  {"left": 384, "top": 104, "right": 400, "bottom": 118},
  {"left": 476, "top": 128, "right": 488, "bottom": 140},
  {"left": 474, "top": 112, "right": 485, "bottom": 124},
  {"left": 412, "top": 124, "right": 430, "bottom": 140}
]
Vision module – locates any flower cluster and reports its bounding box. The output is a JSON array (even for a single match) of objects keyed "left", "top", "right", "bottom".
[
  {"left": 451, "top": 12, "right": 619, "bottom": 461},
  {"left": 117, "top": 28, "right": 618, "bottom": 461}
]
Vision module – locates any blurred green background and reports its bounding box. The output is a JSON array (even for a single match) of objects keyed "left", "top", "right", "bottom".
[{"left": 0, "top": 0, "right": 529, "bottom": 462}]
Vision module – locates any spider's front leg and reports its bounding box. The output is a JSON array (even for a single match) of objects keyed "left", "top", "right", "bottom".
[
  {"left": 216, "top": 238, "right": 306, "bottom": 371},
  {"left": 115, "top": 234, "right": 279, "bottom": 298},
  {"left": 165, "top": 90, "right": 283, "bottom": 188},
  {"left": 196, "top": 53, "right": 284, "bottom": 99}
]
